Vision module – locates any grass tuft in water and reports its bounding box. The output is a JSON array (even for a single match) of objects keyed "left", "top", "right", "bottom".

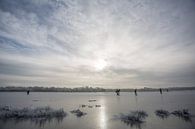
[
  {"left": 115, "top": 110, "right": 148, "bottom": 128},
  {"left": 155, "top": 109, "right": 170, "bottom": 119},
  {"left": 0, "top": 106, "right": 67, "bottom": 119},
  {"left": 171, "top": 109, "right": 192, "bottom": 122},
  {"left": 70, "top": 109, "right": 87, "bottom": 117}
]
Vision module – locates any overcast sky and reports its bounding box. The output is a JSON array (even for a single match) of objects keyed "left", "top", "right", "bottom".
[{"left": 0, "top": 0, "right": 195, "bottom": 88}]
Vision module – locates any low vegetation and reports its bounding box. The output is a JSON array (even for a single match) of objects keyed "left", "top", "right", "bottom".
[
  {"left": 114, "top": 110, "right": 148, "bottom": 128},
  {"left": 0, "top": 106, "right": 67, "bottom": 119},
  {"left": 70, "top": 109, "right": 87, "bottom": 117}
]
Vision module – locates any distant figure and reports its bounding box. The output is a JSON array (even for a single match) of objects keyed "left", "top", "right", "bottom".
[
  {"left": 27, "top": 90, "right": 30, "bottom": 95},
  {"left": 115, "top": 89, "right": 120, "bottom": 96},
  {"left": 134, "top": 89, "right": 137, "bottom": 96},
  {"left": 166, "top": 89, "right": 169, "bottom": 92},
  {"left": 159, "top": 88, "right": 162, "bottom": 94}
]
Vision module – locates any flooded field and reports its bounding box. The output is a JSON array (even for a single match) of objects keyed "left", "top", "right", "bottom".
[{"left": 0, "top": 91, "right": 195, "bottom": 129}]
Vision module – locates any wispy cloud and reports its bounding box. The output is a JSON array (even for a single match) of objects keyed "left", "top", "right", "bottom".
[{"left": 0, "top": 0, "right": 195, "bottom": 88}]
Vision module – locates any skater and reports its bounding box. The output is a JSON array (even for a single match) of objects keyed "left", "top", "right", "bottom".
[
  {"left": 159, "top": 88, "right": 162, "bottom": 94},
  {"left": 134, "top": 89, "right": 137, "bottom": 96},
  {"left": 27, "top": 90, "right": 30, "bottom": 95},
  {"left": 115, "top": 89, "right": 120, "bottom": 96}
]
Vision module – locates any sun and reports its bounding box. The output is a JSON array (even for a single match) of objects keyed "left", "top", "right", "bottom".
[{"left": 94, "top": 59, "right": 107, "bottom": 71}]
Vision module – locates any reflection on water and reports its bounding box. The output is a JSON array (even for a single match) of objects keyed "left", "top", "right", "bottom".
[
  {"left": 99, "top": 98, "right": 107, "bottom": 129},
  {"left": 31, "top": 116, "right": 64, "bottom": 127},
  {"left": 135, "top": 95, "right": 138, "bottom": 110},
  {"left": 160, "top": 94, "right": 164, "bottom": 109},
  {"left": 0, "top": 116, "right": 64, "bottom": 128}
]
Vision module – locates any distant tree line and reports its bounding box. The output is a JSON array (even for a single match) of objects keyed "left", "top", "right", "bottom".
[
  {"left": 0, "top": 86, "right": 106, "bottom": 92},
  {"left": 0, "top": 86, "right": 195, "bottom": 92}
]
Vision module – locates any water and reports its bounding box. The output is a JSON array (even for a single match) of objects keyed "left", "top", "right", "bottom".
[{"left": 0, "top": 91, "right": 195, "bottom": 129}]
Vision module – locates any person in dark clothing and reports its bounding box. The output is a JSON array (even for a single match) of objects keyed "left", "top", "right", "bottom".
[
  {"left": 27, "top": 90, "right": 30, "bottom": 95},
  {"left": 159, "top": 88, "right": 162, "bottom": 94},
  {"left": 134, "top": 89, "right": 137, "bottom": 96},
  {"left": 115, "top": 89, "right": 120, "bottom": 96}
]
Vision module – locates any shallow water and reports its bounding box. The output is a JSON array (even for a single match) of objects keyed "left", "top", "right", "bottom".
[{"left": 0, "top": 91, "right": 195, "bottom": 129}]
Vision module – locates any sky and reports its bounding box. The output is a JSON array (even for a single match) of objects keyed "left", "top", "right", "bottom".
[{"left": 0, "top": 0, "right": 195, "bottom": 88}]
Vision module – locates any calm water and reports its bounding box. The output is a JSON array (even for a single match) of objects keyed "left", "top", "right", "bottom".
[{"left": 0, "top": 91, "right": 195, "bottom": 129}]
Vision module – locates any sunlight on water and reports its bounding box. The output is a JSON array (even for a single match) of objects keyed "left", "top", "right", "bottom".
[{"left": 99, "top": 98, "right": 107, "bottom": 129}]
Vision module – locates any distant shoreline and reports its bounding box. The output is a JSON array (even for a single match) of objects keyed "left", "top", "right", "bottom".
[{"left": 0, "top": 86, "right": 195, "bottom": 92}]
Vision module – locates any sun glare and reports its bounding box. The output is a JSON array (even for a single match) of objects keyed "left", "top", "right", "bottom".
[
  {"left": 94, "top": 59, "right": 107, "bottom": 71},
  {"left": 99, "top": 98, "right": 107, "bottom": 129}
]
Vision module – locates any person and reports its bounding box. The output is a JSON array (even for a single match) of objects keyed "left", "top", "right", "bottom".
[
  {"left": 159, "top": 88, "right": 162, "bottom": 94},
  {"left": 134, "top": 89, "right": 137, "bottom": 96},
  {"left": 27, "top": 90, "right": 30, "bottom": 95},
  {"left": 115, "top": 89, "right": 120, "bottom": 96}
]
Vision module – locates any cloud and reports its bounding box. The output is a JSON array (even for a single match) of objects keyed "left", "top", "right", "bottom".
[{"left": 0, "top": 0, "right": 195, "bottom": 88}]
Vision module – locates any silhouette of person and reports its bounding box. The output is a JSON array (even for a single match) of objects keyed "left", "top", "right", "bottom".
[
  {"left": 115, "top": 89, "right": 120, "bottom": 96},
  {"left": 134, "top": 89, "right": 137, "bottom": 96},
  {"left": 27, "top": 90, "right": 30, "bottom": 95},
  {"left": 159, "top": 88, "right": 162, "bottom": 94}
]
